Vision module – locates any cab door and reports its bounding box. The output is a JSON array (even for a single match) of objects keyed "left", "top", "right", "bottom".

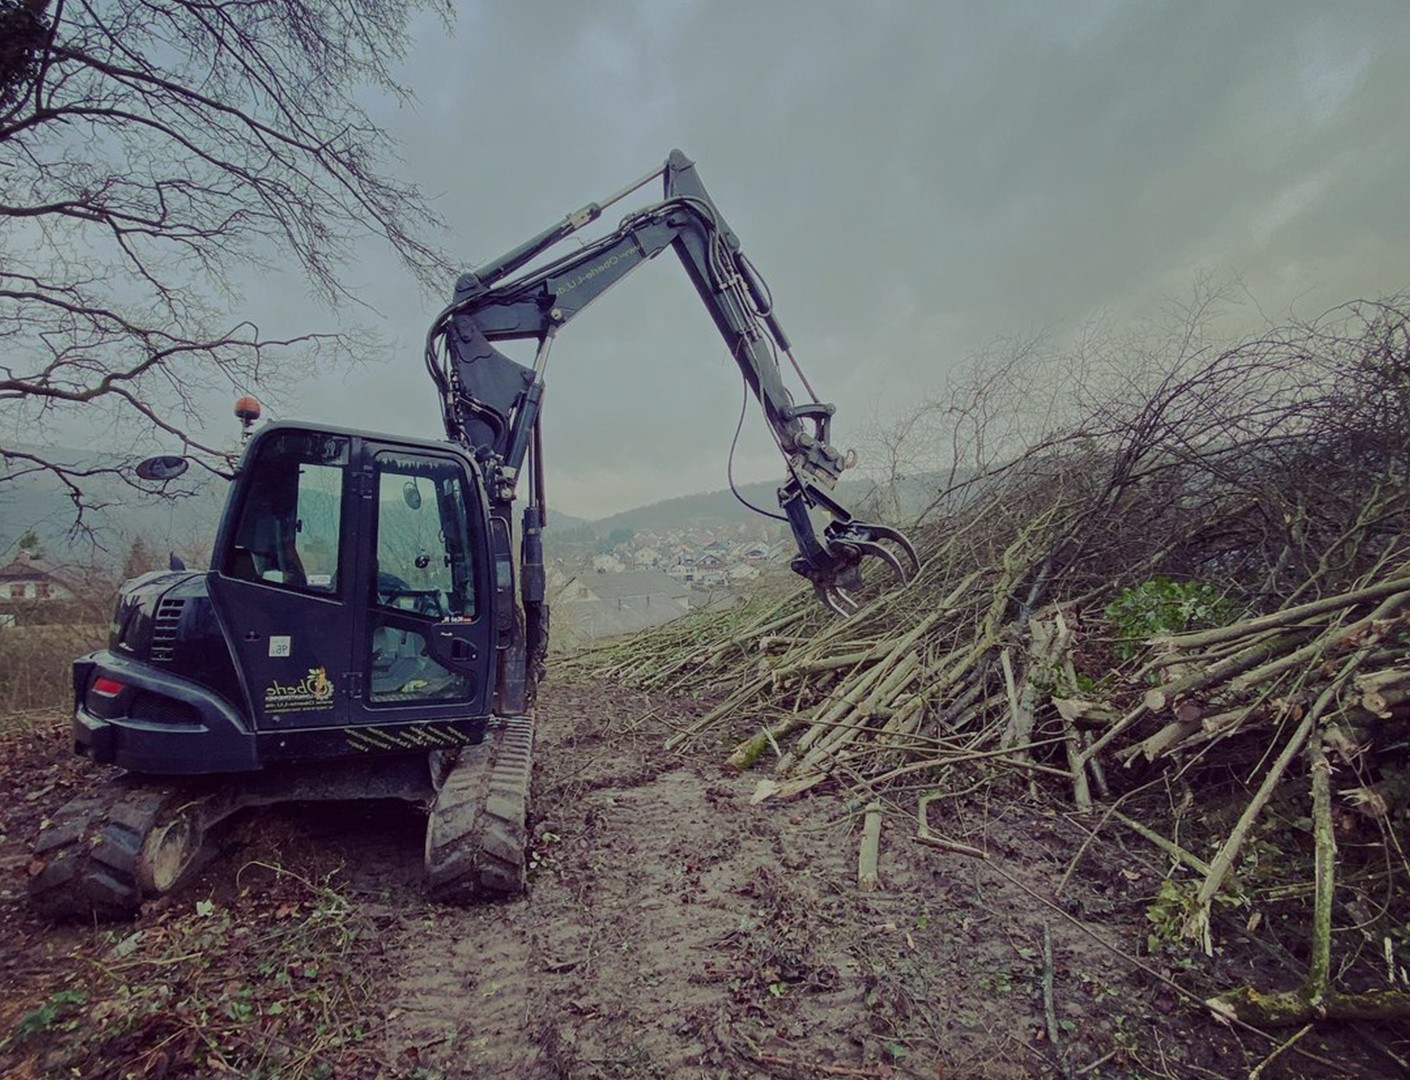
[
  {"left": 208, "top": 428, "right": 357, "bottom": 732},
  {"left": 348, "top": 443, "right": 494, "bottom": 724}
]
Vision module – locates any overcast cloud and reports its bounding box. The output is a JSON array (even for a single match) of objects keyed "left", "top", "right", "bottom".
[{"left": 239, "top": 0, "right": 1410, "bottom": 518}]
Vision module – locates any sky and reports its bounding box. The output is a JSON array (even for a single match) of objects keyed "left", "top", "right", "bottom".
[{"left": 242, "top": 0, "right": 1410, "bottom": 519}]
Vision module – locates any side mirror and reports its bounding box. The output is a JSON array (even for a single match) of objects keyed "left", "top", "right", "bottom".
[
  {"left": 403, "top": 481, "right": 423, "bottom": 510},
  {"left": 135, "top": 455, "right": 189, "bottom": 481}
]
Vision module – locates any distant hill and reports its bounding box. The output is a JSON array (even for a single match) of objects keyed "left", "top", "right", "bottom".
[
  {"left": 585, "top": 480, "right": 791, "bottom": 535},
  {"left": 539, "top": 508, "right": 589, "bottom": 532},
  {"left": 0, "top": 446, "right": 592, "bottom": 567},
  {"left": 585, "top": 473, "right": 943, "bottom": 535}
]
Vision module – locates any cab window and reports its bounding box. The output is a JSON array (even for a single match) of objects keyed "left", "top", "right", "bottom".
[
  {"left": 367, "top": 451, "right": 477, "bottom": 704},
  {"left": 225, "top": 432, "right": 348, "bottom": 592},
  {"left": 372, "top": 452, "right": 476, "bottom": 618}
]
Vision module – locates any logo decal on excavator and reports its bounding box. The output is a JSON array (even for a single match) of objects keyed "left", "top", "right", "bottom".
[
  {"left": 264, "top": 666, "right": 336, "bottom": 714},
  {"left": 555, "top": 249, "right": 638, "bottom": 295}
]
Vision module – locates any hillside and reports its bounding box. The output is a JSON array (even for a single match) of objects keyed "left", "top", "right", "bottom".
[
  {"left": 0, "top": 448, "right": 590, "bottom": 567},
  {"left": 4, "top": 305, "right": 1410, "bottom": 1078},
  {"left": 0, "top": 450, "right": 230, "bottom": 565},
  {"left": 583, "top": 472, "right": 939, "bottom": 536},
  {"left": 568, "top": 300, "right": 1410, "bottom": 1051}
]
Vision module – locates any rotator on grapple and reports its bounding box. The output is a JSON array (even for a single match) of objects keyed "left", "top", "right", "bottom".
[{"left": 28, "top": 150, "right": 918, "bottom": 920}]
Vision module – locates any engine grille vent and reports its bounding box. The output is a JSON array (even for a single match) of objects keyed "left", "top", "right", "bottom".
[
  {"left": 150, "top": 597, "right": 186, "bottom": 662},
  {"left": 130, "top": 691, "right": 200, "bottom": 726}
]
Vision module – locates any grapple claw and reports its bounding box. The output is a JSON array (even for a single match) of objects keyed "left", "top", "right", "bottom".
[
  {"left": 781, "top": 479, "right": 920, "bottom": 614},
  {"left": 848, "top": 522, "right": 921, "bottom": 580},
  {"left": 814, "top": 581, "right": 858, "bottom": 616},
  {"left": 827, "top": 520, "right": 921, "bottom": 589},
  {"left": 793, "top": 520, "right": 920, "bottom": 616},
  {"left": 850, "top": 538, "right": 908, "bottom": 581}
]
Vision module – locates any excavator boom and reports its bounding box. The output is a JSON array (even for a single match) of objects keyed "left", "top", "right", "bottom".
[{"left": 424, "top": 150, "right": 918, "bottom": 621}]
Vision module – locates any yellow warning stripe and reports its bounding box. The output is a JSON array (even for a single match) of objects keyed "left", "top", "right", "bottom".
[{"left": 346, "top": 722, "right": 473, "bottom": 752}]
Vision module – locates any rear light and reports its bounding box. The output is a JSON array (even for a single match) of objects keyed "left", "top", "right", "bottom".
[{"left": 92, "top": 676, "right": 126, "bottom": 697}]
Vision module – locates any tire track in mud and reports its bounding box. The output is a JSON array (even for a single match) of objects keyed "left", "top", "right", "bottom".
[
  {"left": 382, "top": 685, "right": 958, "bottom": 1078},
  {"left": 388, "top": 900, "right": 541, "bottom": 1075},
  {"left": 523, "top": 766, "right": 761, "bottom": 1075},
  {"left": 385, "top": 698, "right": 789, "bottom": 1077}
]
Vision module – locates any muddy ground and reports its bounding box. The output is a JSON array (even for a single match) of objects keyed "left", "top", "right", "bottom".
[{"left": 1, "top": 681, "right": 1406, "bottom": 1078}]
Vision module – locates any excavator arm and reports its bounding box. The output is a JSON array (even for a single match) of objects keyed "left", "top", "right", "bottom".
[{"left": 424, "top": 150, "right": 917, "bottom": 638}]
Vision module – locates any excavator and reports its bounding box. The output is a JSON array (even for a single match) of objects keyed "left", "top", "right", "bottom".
[{"left": 28, "top": 150, "right": 918, "bottom": 919}]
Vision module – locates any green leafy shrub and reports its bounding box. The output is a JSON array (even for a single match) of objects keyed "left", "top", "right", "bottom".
[{"left": 1104, "top": 576, "right": 1238, "bottom": 659}]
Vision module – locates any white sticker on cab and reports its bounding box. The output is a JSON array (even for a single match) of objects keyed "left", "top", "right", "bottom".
[{"left": 269, "top": 635, "right": 292, "bottom": 658}]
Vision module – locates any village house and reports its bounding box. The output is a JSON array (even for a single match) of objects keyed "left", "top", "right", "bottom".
[
  {"left": 735, "top": 540, "right": 774, "bottom": 562},
  {"left": 0, "top": 551, "right": 77, "bottom": 602},
  {"left": 0, "top": 551, "right": 83, "bottom": 627},
  {"left": 664, "top": 550, "right": 729, "bottom": 588},
  {"left": 591, "top": 552, "right": 626, "bottom": 574},
  {"left": 555, "top": 569, "right": 690, "bottom": 638}
]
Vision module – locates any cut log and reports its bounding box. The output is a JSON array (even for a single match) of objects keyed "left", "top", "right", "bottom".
[{"left": 857, "top": 802, "right": 883, "bottom": 891}]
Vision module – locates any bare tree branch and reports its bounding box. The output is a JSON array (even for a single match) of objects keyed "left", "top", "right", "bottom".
[{"left": 0, "top": 0, "right": 452, "bottom": 531}]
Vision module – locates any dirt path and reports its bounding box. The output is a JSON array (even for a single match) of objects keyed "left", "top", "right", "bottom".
[
  {"left": 372, "top": 682, "right": 1348, "bottom": 1079},
  {"left": 2, "top": 682, "right": 1404, "bottom": 1078}
]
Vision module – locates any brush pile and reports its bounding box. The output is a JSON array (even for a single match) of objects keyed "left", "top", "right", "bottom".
[{"left": 566, "top": 297, "right": 1410, "bottom": 1024}]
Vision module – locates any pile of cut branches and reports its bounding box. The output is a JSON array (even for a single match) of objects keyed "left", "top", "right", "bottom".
[{"left": 568, "top": 297, "right": 1410, "bottom": 1027}]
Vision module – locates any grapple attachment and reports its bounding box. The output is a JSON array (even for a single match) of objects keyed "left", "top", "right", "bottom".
[{"left": 790, "top": 517, "right": 921, "bottom": 616}]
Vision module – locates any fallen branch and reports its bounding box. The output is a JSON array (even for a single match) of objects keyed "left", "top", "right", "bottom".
[
  {"left": 1207, "top": 986, "right": 1410, "bottom": 1027},
  {"left": 1111, "top": 811, "right": 1212, "bottom": 877},
  {"left": 1184, "top": 591, "right": 1402, "bottom": 950},
  {"left": 916, "top": 793, "right": 987, "bottom": 859},
  {"left": 1154, "top": 572, "right": 1410, "bottom": 651},
  {"left": 1040, "top": 923, "right": 1069, "bottom": 1079},
  {"left": 857, "top": 802, "right": 882, "bottom": 891}
]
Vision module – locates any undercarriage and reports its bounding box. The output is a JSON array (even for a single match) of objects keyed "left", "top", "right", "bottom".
[{"left": 29, "top": 716, "right": 534, "bottom": 919}]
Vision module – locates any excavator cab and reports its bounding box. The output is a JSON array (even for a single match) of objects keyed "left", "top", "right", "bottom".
[
  {"left": 67, "top": 423, "right": 498, "bottom": 778},
  {"left": 208, "top": 424, "right": 497, "bottom": 743}
]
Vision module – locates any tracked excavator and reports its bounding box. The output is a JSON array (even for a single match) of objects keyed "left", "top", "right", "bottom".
[{"left": 28, "top": 150, "right": 918, "bottom": 919}]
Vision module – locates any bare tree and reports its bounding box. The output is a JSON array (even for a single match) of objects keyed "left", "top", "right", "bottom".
[
  {"left": 0, "top": 0, "right": 451, "bottom": 525},
  {"left": 872, "top": 330, "right": 1070, "bottom": 526}
]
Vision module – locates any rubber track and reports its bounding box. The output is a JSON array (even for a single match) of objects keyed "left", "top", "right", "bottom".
[
  {"left": 28, "top": 779, "right": 183, "bottom": 920},
  {"left": 424, "top": 715, "right": 534, "bottom": 904}
]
